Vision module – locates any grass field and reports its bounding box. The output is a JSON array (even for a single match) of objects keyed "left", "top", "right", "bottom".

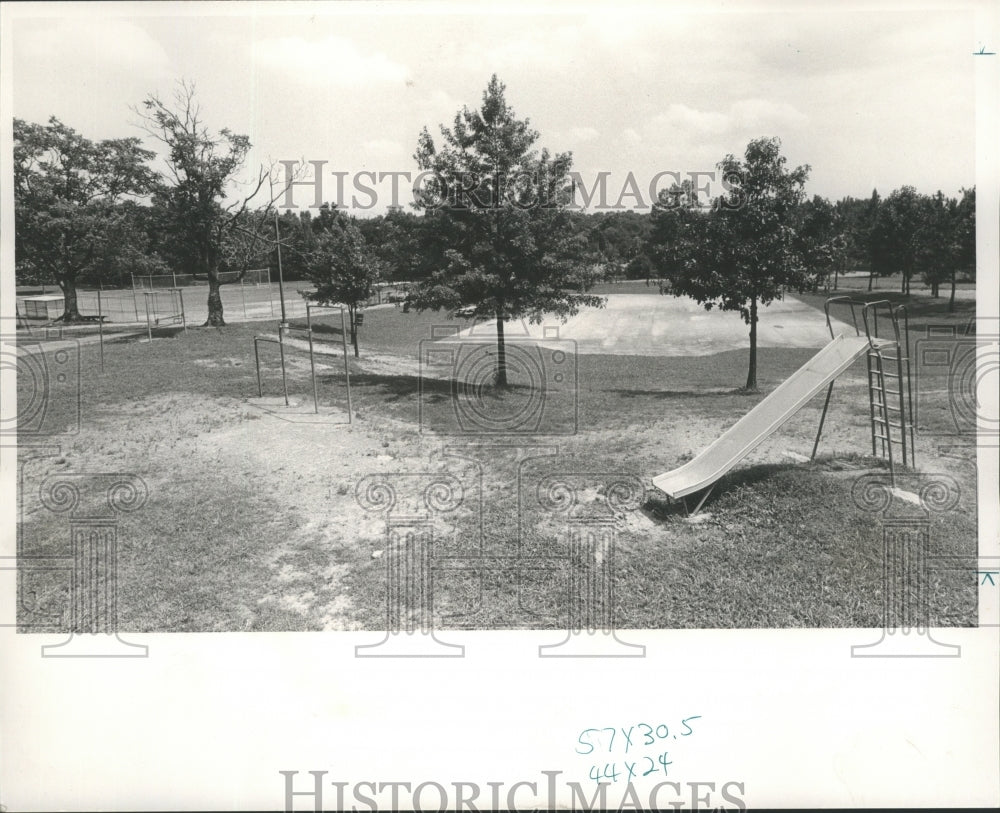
[{"left": 14, "top": 284, "right": 980, "bottom": 632}]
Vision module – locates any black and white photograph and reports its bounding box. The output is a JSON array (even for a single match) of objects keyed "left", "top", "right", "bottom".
[{"left": 2, "top": 0, "right": 998, "bottom": 809}]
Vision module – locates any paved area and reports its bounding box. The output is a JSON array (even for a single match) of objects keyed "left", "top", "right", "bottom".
[{"left": 443, "top": 294, "right": 855, "bottom": 356}]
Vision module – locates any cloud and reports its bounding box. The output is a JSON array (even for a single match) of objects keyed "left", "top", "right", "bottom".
[
  {"left": 649, "top": 104, "right": 730, "bottom": 136},
  {"left": 569, "top": 126, "right": 600, "bottom": 142},
  {"left": 730, "top": 99, "right": 809, "bottom": 130},
  {"left": 16, "top": 19, "right": 171, "bottom": 75},
  {"left": 255, "top": 35, "right": 409, "bottom": 85},
  {"left": 622, "top": 128, "right": 643, "bottom": 145},
  {"left": 644, "top": 99, "right": 808, "bottom": 140},
  {"left": 362, "top": 138, "right": 404, "bottom": 155}
]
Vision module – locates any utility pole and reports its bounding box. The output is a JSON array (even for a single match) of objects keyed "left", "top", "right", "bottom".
[{"left": 274, "top": 208, "right": 288, "bottom": 331}]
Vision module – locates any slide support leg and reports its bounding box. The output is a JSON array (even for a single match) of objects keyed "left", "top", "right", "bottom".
[
  {"left": 689, "top": 483, "right": 716, "bottom": 517},
  {"left": 811, "top": 381, "right": 835, "bottom": 460}
]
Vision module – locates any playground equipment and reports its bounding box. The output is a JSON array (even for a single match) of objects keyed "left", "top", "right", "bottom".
[
  {"left": 252, "top": 303, "right": 353, "bottom": 420},
  {"left": 141, "top": 288, "right": 186, "bottom": 341},
  {"left": 652, "top": 297, "right": 914, "bottom": 515}
]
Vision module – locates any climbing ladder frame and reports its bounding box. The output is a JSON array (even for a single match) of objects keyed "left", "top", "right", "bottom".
[{"left": 814, "top": 297, "right": 916, "bottom": 486}]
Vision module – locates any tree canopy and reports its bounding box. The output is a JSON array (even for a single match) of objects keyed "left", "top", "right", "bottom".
[
  {"left": 14, "top": 116, "right": 158, "bottom": 320},
  {"left": 407, "top": 74, "right": 604, "bottom": 385},
  {"left": 649, "top": 137, "right": 814, "bottom": 390},
  {"left": 135, "top": 81, "right": 280, "bottom": 325},
  {"left": 304, "top": 214, "right": 385, "bottom": 357}
]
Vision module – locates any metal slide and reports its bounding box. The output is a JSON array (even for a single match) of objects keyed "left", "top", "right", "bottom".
[{"left": 652, "top": 333, "right": 888, "bottom": 508}]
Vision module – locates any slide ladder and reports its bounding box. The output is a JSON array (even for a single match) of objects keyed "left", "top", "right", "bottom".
[
  {"left": 653, "top": 296, "right": 915, "bottom": 514},
  {"left": 864, "top": 308, "right": 916, "bottom": 478}
]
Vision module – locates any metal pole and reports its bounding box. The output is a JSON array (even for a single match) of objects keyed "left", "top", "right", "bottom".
[
  {"left": 307, "top": 305, "right": 319, "bottom": 413},
  {"left": 278, "top": 328, "right": 289, "bottom": 406},
  {"left": 867, "top": 351, "right": 878, "bottom": 458},
  {"left": 878, "top": 351, "right": 895, "bottom": 486},
  {"left": 341, "top": 306, "right": 352, "bottom": 421},
  {"left": 274, "top": 210, "right": 288, "bottom": 329},
  {"left": 901, "top": 308, "right": 916, "bottom": 468},
  {"left": 97, "top": 289, "right": 105, "bottom": 371},
  {"left": 811, "top": 382, "right": 834, "bottom": 459},
  {"left": 269, "top": 267, "right": 277, "bottom": 317},
  {"left": 253, "top": 338, "right": 263, "bottom": 397}
]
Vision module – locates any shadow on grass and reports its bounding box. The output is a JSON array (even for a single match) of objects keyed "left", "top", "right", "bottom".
[
  {"left": 286, "top": 319, "right": 346, "bottom": 338},
  {"left": 643, "top": 461, "right": 801, "bottom": 521},
  {"left": 319, "top": 371, "right": 421, "bottom": 403},
  {"left": 797, "top": 289, "right": 976, "bottom": 326},
  {"left": 605, "top": 387, "right": 751, "bottom": 399},
  {"left": 116, "top": 326, "right": 187, "bottom": 343},
  {"left": 330, "top": 370, "right": 541, "bottom": 405}
]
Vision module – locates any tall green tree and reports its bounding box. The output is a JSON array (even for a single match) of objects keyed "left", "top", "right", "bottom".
[
  {"left": 951, "top": 186, "right": 975, "bottom": 311},
  {"left": 304, "top": 215, "right": 385, "bottom": 357},
  {"left": 408, "top": 75, "right": 604, "bottom": 386},
  {"left": 646, "top": 179, "right": 703, "bottom": 293},
  {"left": 871, "top": 186, "right": 923, "bottom": 294},
  {"left": 654, "top": 137, "right": 813, "bottom": 391},
  {"left": 795, "top": 195, "right": 844, "bottom": 290},
  {"left": 914, "top": 191, "right": 956, "bottom": 299},
  {"left": 14, "top": 116, "right": 158, "bottom": 321},
  {"left": 136, "top": 81, "right": 282, "bottom": 326},
  {"left": 862, "top": 189, "right": 882, "bottom": 291}
]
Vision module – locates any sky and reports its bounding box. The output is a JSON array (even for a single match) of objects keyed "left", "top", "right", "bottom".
[{"left": 5, "top": 0, "right": 982, "bottom": 215}]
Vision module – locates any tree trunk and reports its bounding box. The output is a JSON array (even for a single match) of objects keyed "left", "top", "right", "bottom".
[
  {"left": 495, "top": 311, "right": 508, "bottom": 387},
  {"left": 931, "top": 281, "right": 939, "bottom": 298},
  {"left": 867, "top": 263, "right": 874, "bottom": 291},
  {"left": 833, "top": 267, "right": 839, "bottom": 291},
  {"left": 949, "top": 268, "right": 957, "bottom": 313},
  {"left": 745, "top": 297, "right": 758, "bottom": 392},
  {"left": 205, "top": 276, "right": 225, "bottom": 326},
  {"left": 58, "top": 277, "right": 84, "bottom": 322}
]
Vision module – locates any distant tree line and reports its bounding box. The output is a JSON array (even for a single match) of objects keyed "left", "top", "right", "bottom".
[{"left": 13, "top": 76, "right": 975, "bottom": 388}]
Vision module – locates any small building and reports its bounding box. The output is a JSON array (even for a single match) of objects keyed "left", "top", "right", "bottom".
[{"left": 20, "top": 294, "right": 64, "bottom": 321}]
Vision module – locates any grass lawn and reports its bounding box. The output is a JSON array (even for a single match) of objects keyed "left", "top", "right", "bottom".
[{"left": 15, "top": 290, "right": 980, "bottom": 632}]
